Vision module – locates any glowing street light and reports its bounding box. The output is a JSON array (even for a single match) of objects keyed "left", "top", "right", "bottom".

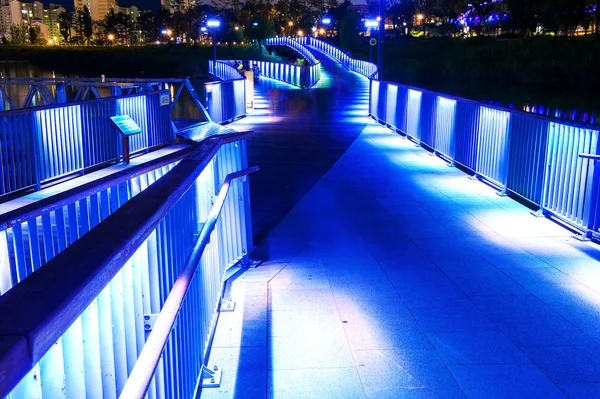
[
  {"left": 201, "top": 27, "right": 207, "bottom": 32},
  {"left": 108, "top": 33, "right": 114, "bottom": 41},
  {"left": 206, "top": 19, "right": 221, "bottom": 78},
  {"left": 288, "top": 21, "right": 293, "bottom": 27},
  {"left": 252, "top": 22, "right": 258, "bottom": 26},
  {"left": 321, "top": 17, "right": 331, "bottom": 25},
  {"left": 297, "top": 30, "right": 304, "bottom": 36},
  {"left": 365, "top": 19, "right": 378, "bottom": 28}
]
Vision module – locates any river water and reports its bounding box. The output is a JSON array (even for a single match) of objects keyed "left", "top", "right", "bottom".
[{"left": 0, "top": 62, "right": 208, "bottom": 120}]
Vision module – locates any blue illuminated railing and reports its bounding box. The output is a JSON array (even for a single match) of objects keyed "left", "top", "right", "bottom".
[
  {"left": 0, "top": 91, "right": 173, "bottom": 197},
  {"left": 208, "top": 60, "right": 245, "bottom": 82},
  {"left": 0, "top": 132, "right": 255, "bottom": 398},
  {"left": 264, "top": 37, "right": 319, "bottom": 65},
  {"left": 303, "top": 38, "right": 378, "bottom": 79},
  {"left": 248, "top": 59, "right": 320, "bottom": 89},
  {"left": 370, "top": 79, "right": 600, "bottom": 237},
  {"left": 205, "top": 79, "right": 247, "bottom": 124}
]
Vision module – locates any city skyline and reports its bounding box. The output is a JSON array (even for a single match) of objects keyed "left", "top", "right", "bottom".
[{"left": 41, "top": 0, "right": 367, "bottom": 12}]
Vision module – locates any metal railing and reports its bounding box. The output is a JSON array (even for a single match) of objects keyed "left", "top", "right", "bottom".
[
  {"left": 208, "top": 60, "right": 245, "bottom": 81},
  {"left": 303, "top": 38, "right": 378, "bottom": 79},
  {"left": 248, "top": 59, "right": 320, "bottom": 89},
  {"left": 0, "top": 91, "right": 173, "bottom": 198},
  {"left": 0, "top": 77, "right": 211, "bottom": 121},
  {"left": 0, "top": 132, "right": 255, "bottom": 398},
  {"left": 265, "top": 37, "right": 319, "bottom": 65},
  {"left": 206, "top": 61, "right": 247, "bottom": 124},
  {"left": 370, "top": 78, "right": 600, "bottom": 238}
]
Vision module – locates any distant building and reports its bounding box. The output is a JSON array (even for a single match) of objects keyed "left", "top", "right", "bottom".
[
  {"left": 161, "top": 0, "right": 198, "bottom": 11},
  {"left": 74, "top": 0, "right": 115, "bottom": 21},
  {"left": 0, "top": 0, "right": 11, "bottom": 38},
  {"left": 44, "top": 3, "right": 64, "bottom": 43},
  {"left": 117, "top": 4, "right": 138, "bottom": 21},
  {"left": 9, "top": 0, "right": 44, "bottom": 26}
]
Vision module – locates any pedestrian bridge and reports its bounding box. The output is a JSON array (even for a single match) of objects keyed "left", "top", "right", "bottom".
[{"left": 1, "top": 39, "right": 600, "bottom": 399}]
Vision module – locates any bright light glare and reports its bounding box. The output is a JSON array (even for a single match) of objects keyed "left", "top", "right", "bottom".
[
  {"left": 321, "top": 17, "right": 331, "bottom": 25},
  {"left": 207, "top": 19, "right": 220, "bottom": 28},
  {"left": 365, "top": 20, "right": 378, "bottom": 28}
]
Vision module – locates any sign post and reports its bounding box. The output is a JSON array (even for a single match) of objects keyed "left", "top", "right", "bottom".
[{"left": 110, "top": 115, "right": 142, "bottom": 164}]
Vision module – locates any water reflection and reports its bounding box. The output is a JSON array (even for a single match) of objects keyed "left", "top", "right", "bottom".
[{"left": 0, "top": 62, "right": 208, "bottom": 120}]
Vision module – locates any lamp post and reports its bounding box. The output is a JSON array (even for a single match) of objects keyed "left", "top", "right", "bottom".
[
  {"left": 365, "top": 19, "right": 378, "bottom": 65},
  {"left": 321, "top": 17, "right": 331, "bottom": 40},
  {"left": 207, "top": 19, "right": 220, "bottom": 76}
]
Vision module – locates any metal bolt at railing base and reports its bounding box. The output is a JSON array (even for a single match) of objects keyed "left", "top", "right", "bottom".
[
  {"left": 214, "top": 366, "right": 218, "bottom": 371},
  {"left": 144, "top": 315, "right": 150, "bottom": 320},
  {"left": 145, "top": 324, "right": 151, "bottom": 330},
  {"left": 211, "top": 378, "right": 215, "bottom": 383}
]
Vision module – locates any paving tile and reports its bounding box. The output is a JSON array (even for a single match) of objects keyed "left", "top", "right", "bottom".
[
  {"left": 343, "top": 319, "right": 432, "bottom": 350},
  {"left": 268, "top": 288, "right": 337, "bottom": 312},
  {"left": 354, "top": 348, "right": 460, "bottom": 396},
  {"left": 469, "top": 293, "right": 558, "bottom": 320},
  {"left": 267, "top": 268, "right": 331, "bottom": 290},
  {"left": 410, "top": 305, "right": 497, "bottom": 333},
  {"left": 398, "top": 284, "right": 473, "bottom": 309},
  {"left": 559, "top": 383, "right": 600, "bottom": 399},
  {"left": 520, "top": 345, "right": 600, "bottom": 384},
  {"left": 201, "top": 347, "right": 267, "bottom": 399},
  {"left": 269, "top": 309, "right": 344, "bottom": 338},
  {"left": 494, "top": 316, "right": 596, "bottom": 347},
  {"left": 448, "top": 364, "right": 567, "bottom": 399},
  {"left": 269, "top": 333, "right": 355, "bottom": 370},
  {"left": 269, "top": 368, "right": 366, "bottom": 399},
  {"left": 427, "top": 331, "right": 530, "bottom": 365}
]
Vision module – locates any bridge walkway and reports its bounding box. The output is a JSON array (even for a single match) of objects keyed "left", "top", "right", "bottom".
[{"left": 202, "top": 52, "right": 600, "bottom": 399}]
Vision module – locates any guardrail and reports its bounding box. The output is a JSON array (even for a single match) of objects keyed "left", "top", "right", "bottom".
[
  {"left": 0, "top": 77, "right": 211, "bottom": 120},
  {"left": 369, "top": 79, "right": 600, "bottom": 238},
  {"left": 264, "top": 37, "right": 319, "bottom": 65},
  {"left": 248, "top": 59, "right": 320, "bottom": 89},
  {"left": 0, "top": 91, "right": 173, "bottom": 198},
  {"left": 0, "top": 132, "right": 255, "bottom": 398},
  {"left": 300, "top": 38, "right": 378, "bottom": 79},
  {"left": 206, "top": 61, "right": 247, "bottom": 124},
  {"left": 208, "top": 60, "right": 245, "bottom": 81}
]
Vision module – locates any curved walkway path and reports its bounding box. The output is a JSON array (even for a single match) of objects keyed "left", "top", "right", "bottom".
[{"left": 202, "top": 50, "right": 600, "bottom": 399}]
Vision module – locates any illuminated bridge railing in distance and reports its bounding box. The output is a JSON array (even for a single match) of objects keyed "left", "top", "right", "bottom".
[
  {"left": 370, "top": 79, "right": 600, "bottom": 239},
  {"left": 248, "top": 59, "right": 320, "bottom": 89},
  {"left": 207, "top": 60, "right": 247, "bottom": 124},
  {"left": 265, "top": 37, "right": 319, "bottom": 66},
  {"left": 298, "top": 37, "right": 378, "bottom": 79},
  {"left": 0, "top": 132, "right": 255, "bottom": 398},
  {"left": 0, "top": 91, "right": 173, "bottom": 198}
]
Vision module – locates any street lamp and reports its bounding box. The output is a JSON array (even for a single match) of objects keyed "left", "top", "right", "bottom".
[
  {"left": 108, "top": 33, "right": 114, "bottom": 45},
  {"left": 321, "top": 17, "right": 331, "bottom": 25},
  {"left": 297, "top": 30, "right": 304, "bottom": 37},
  {"left": 207, "top": 19, "right": 220, "bottom": 76}
]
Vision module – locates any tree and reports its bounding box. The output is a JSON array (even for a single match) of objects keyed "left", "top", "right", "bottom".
[
  {"left": 99, "top": 10, "right": 135, "bottom": 45},
  {"left": 137, "top": 10, "right": 158, "bottom": 44},
  {"left": 73, "top": 6, "right": 93, "bottom": 44},
  {"left": 58, "top": 10, "right": 74, "bottom": 43},
  {"left": 9, "top": 25, "right": 26, "bottom": 45},
  {"left": 339, "top": 10, "right": 361, "bottom": 52},
  {"left": 245, "top": 14, "right": 274, "bottom": 54}
]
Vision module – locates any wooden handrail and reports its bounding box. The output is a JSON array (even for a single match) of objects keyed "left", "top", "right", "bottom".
[{"left": 0, "top": 132, "right": 253, "bottom": 396}]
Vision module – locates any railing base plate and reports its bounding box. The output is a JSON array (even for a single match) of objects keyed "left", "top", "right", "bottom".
[
  {"left": 530, "top": 209, "right": 546, "bottom": 218},
  {"left": 219, "top": 297, "right": 236, "bottom": 312},
  {"left": 573, "top": 232, "right": 592, "bottom": 242},
  {"left": 201, "top": 365, "right": 223, "bottom": 388}
]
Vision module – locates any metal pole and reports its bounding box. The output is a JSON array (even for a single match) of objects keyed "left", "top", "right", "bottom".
[
  {"left": 213, "top": 29, "right": 217, "bottom": 73},
  {"left": 378, "top": 0, "right": 384, "bottom": 79}
]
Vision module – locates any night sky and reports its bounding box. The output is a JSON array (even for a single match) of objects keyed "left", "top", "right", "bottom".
[
  {"left": 41, "top": 0, "right": 366, "bottom": 12},
  {"left": 41, "top": 0, "right": 162, "bottom": 11}
]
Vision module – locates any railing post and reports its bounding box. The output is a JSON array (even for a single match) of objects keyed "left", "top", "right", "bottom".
[{"left": 56, "top": 83, "right": 67, "bottom": 103}]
